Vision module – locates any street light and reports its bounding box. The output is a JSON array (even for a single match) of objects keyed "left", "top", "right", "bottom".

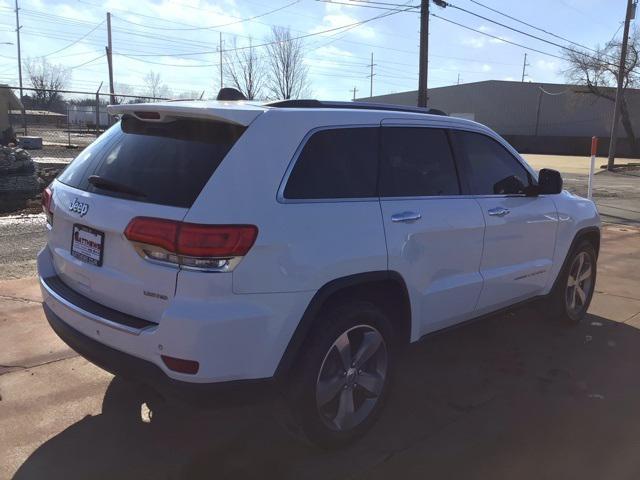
[{"left": 0, "top": 42, "right": 14, "bottom": 45}]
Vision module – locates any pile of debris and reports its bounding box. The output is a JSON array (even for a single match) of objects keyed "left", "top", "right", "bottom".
[{"left": 0, "top": 145, "right": 43, "bottom": 214}]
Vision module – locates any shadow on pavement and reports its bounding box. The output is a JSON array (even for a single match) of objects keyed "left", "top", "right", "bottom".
[{"left": 13, "top": 304, "right": 640, "bottom": 480}]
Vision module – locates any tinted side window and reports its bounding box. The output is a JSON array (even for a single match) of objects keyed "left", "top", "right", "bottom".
[
  {"left": 283, "top": 128, "right": 379, "bottom": 199},
  {"left": 380, "top": 127, "right": 459, "bottom": 197},
  {"left": 455, "top": 131, "right": 530, "bottom": 195}
]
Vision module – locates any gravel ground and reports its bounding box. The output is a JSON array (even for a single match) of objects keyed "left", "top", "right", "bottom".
[{"left": 0, "top": 213, "right": 47, "bottom": 279}]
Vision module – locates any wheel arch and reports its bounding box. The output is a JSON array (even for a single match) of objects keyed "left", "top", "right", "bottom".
[
  {"left": 274, "top": 271, "right": 411, "bottom": 380},
  {"left": 550, "top": 225, "right": 601, "bottom": 293}
]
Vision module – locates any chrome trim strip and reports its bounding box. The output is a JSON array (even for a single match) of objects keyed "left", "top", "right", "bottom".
[{"left": 40, "top": 276, "right": 155, "bottom": 336}]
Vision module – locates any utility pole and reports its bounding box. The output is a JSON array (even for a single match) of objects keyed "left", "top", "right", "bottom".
[
  {"left": 95, "top": 81, "right": 103, "bottom": 136},
  {"left": 457, "top": 73, "right": 460, "bottom": 85},
  {"left": 352, "top": 86, "right": 358, "bottom": 101},
  {"left": 368, "top": 52, "right": 375, "bottom": 97},
  {"left": 219, "top": 32, "right": 223, "bottom": 91},
  {"left": 14, "top": 0, "right": 26, "bottom": 134},
  {"left": 417, "top": 0, "right": 429, "bottom": 107},
  {"left": 106, "top": 12, "right": 115, "bottom": 105},
  {"left": 607, "top": 0, "right": 636, "bottom": 170},
  {"left": 521, "top": 53, "right": 529, "bottom": 82}
]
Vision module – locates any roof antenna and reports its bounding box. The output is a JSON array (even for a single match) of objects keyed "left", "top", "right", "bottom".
[{"left": 217, "top": 87, "right": 247, "bottom": 101}]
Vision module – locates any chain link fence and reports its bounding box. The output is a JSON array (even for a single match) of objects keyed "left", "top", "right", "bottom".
[
  {"left": 3, "top": 86, "right": 169, "bottom": 165},
  {"left": 0, "top": 85, "right": 171, "bottom": 213}
]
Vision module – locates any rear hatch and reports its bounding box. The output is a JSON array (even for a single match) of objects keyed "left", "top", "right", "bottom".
[{"left": 45, "top": 103, "right": 261, "bottom": 322}]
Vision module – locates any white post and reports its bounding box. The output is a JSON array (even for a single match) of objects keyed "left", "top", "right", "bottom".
[{"left": 588, "top": 136, "right": 598, "bottom": 199}]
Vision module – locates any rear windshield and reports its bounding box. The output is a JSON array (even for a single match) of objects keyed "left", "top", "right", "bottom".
[{"left": 57, "top": 116, "right": 246, "bottom": 208}]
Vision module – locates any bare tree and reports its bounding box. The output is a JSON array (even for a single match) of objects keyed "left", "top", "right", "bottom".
[
  {"left": 143, "top": 71, "right": 172, "bottom": 99},
  {"left": 564, "top": 29, "right": 640, "bottom": 155},
  {"left": 176, "top": 90, "right": 204, "bottom": 100},
  {"left": 265, "top": 26, "right": 310, "bottom": 100},
  {"left": 24, "top": 57, "right": 70, "bottom": 111},
  {"left": 112, "top": 82, "right": 133, "bottom": 105},
  {"left": 224, "top": 38, "right": 265, "bottom": 100}
]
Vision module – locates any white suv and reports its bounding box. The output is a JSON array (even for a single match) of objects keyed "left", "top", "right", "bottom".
[{"left": 38, "top": 98, "right": 600, "bottom": 447}]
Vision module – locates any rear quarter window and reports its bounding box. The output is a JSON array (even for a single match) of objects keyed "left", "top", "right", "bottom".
[
  {"left": 57, "top": 116, "right": 246, "bottom": 208},
  {"left": 283, "top": 127, "right": 379, "bottom": 200}
]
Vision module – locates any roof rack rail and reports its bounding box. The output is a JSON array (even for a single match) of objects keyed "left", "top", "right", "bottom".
[{"left": 265, "top": 99, "right": 447, "bottom": 116}]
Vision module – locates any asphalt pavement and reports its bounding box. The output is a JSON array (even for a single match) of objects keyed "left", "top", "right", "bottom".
[{"left": 1, "top": 223, "right": 640, "bottom": 480}]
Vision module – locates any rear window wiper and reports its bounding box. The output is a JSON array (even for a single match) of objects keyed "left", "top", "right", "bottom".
[{"left": 88, "top": 175, "right": 147, "bottom": 198}]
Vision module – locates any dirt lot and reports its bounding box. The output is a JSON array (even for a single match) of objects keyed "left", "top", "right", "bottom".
[{"left": 1, "top": 224, "right": 640, "bottom": 479}]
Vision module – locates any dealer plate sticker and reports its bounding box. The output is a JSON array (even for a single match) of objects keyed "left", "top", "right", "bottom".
[{"left": 71, "top": 224, "right": 104, "bottom": 266}]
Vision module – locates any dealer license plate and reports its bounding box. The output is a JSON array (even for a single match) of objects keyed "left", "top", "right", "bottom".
[{"left": 71, "top": 224, "right": 104, "bottom": 266}]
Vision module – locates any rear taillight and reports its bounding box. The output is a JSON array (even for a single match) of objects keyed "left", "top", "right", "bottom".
[
  {"left": 124, "top": 217, "right": 258, "bottom": 272},
  {"left": 41, "top": 187, "right": 53, "bottom": 225}
]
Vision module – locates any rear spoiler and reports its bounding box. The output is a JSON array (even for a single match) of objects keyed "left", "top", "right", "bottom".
[{"left": 106, "top": 101, "right": 266, "bottom": 127}]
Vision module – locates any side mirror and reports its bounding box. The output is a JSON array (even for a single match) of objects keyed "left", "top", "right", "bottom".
[
  {"left": 538, "top": 168, "right": 563, "bottom": 194},
  {"left": 493, "top": 175, "right": 525, "bottom": 195}
]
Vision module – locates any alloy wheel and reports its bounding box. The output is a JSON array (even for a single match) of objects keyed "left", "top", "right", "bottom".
[
  {"left": 565, "top": 251, "right": 593, "bottom": 317},
  {"left": 315, "top": 324, "right": 388, "bottom": 431}
]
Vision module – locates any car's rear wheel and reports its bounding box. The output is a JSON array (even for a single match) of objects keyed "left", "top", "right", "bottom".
[
  {"left": 547, "top": 240, "right": 597, "bottom": 323},
  {"left": 283, "top": 301, "right": 395, "bottom": 448}
]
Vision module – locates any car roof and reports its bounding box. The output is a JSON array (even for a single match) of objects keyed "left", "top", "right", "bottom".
[{"left": 106, "top": 99, "right": 483, "bottom": 131}]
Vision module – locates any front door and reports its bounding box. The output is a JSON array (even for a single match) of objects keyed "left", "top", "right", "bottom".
[
  {"left": 379, "top": 125, "right": 485, "bottom": 339},
  {"left": 451, "top": 130, "right": 558, "bottom": 313}
]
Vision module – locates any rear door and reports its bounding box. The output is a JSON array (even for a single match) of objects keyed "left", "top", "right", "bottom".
[
  {"left": 379, "top": 123, "right": 485, "bottom": 337},
  {"left": 451, "top": 130, "right": 558, "bottom": 313},
  {"left": 47, "top": 116, "right": 246, "bottom": 322}
]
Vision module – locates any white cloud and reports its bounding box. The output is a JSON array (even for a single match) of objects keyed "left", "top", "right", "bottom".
[
  {"left": 481, "top": 64, "right": 491, "bottom": 72},
  {"left": 461, "top": 24, "right": 510, "bottom": 48},
  {"left": 310, "top": 13, "right": 375, "bottom": 39},
  {"left": 536, "top": 59, "right": 558, "bottom": 71},
  {"left": 103, "top": 0, "right": 247, "bottom": 35},
  {"left": 310, "top": 2, "right": 376, "bottom": 39},
  {"left": 310, "top": 45, "right": 356, "bottom": 68},
  {"left": 462, "top": 37, "right": 486, "bottom": 48}
]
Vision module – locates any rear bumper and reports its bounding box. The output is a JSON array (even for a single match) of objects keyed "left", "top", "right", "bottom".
[
  {"left": 38, "top": 244, "right": 313, "bottom": 394},
  {"left": 44, "top": 302, "right": 275, "bottom": 405}
]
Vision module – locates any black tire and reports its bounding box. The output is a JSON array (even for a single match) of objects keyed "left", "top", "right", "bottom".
[
  {"left": 546, "top": 240, "right": 597, "bottom": 323},
  {"left": 283, "top": 301, "right": 395, "bottom": 448}
]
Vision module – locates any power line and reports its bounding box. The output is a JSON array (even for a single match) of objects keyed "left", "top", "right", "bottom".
[
  {"left": 1, "top": 3, "right": 421, "bottom": 61},
  {"left": 117, "top": 4, "right": 417, "bottom": 58},
  {"left": 112, "top": 0, "right": 301, "bottom": 31},
  {"left": 38, "top": 20, "right": 105, "bottom": 58},
  {"left": 467, "top": 0, "right": 599, "bottom": 54},
  {"left": 352, "top": 0, "right": 616, "bottom": 63},
  {"left": 68, "top": 53, "right": 105, "bottom": 70},
  {"left": 440, "top": 0, "right": 615, "bottom": 62},
  {"left": 319, "top": 0, "right": 419, "bottom": 12},
  {"left": 430, "top": 13, "right": 564, "bottom": 60},
  {"left": 116, "top": 52, "right": 221, "bottom": 67}
]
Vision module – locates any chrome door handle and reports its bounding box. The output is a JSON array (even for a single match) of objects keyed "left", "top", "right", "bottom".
[
  {"left": 487, "top": 207, "right": 510, "bottom": 217},
  {"left": 391, "top": 211, "right": 422, "bottom": 223}
]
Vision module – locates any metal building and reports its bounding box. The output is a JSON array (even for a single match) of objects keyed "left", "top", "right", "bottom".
[{"left": 360, "top": 80, "right": 640, "bottom": 157}]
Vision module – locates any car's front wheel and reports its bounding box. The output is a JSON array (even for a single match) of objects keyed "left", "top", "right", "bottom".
[
  {"left": 547, "top": 240, "right": 597, "bottom": 323},
  {"left": 284, "top": 301, "right": 395, "bottom": 448}
]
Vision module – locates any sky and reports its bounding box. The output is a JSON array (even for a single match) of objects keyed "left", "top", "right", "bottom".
[{"left": 0, "top": 0, "right": 630, "bottom": 101}]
